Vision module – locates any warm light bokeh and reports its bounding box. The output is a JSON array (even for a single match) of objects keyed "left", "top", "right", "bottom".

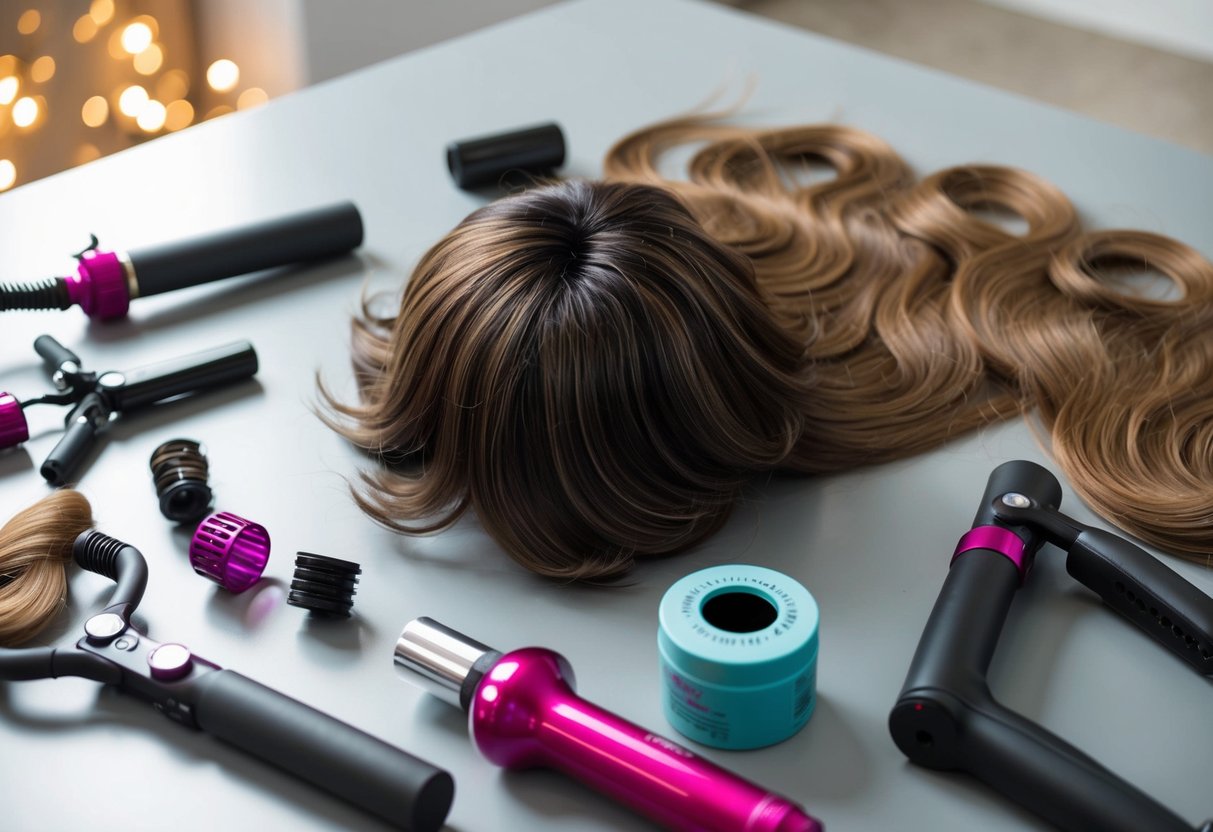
[
  {"left": 236, "top": 87, "right": 268, "bottom": 110},
  {"left": 164, "top": 98, "right": 194, "bottom": 131},
  {"left": 133, "top": 43, "right": 164, "bottom": 75},
  {"left": 30, "top": 56, "right": 55, "bottom": 83},
  {"left": 81, "top": 95, "right": 109, "bottom": 127},
  {"left": 122, "top": 22, "right": 154, "bottom": 55},
  {"left": 156, "top": 69, "right": 189, "bottom": 102},
  {"left": 73, "top": 14, "right": 99, "bottom": 43},
  {"left": 136, "top": 99, "right": 166, "bottom": 132},
  {"left": 6, "top": 6, "right": 279, "bottom": 187},
  {"left": 206, "top": 59, "right": 240, "bottom": 92},
  {"left": 0, "top": 76, "right": 17, "bottom": 105},
  {"left": 106, "top": 27, "right": 127, "bottom": 59},
  {"left": 0, "top": 159, "right": 15, "bottom": 191},
  {"left": 17, "top": 10, "right": 41, "bottom": 36},
  {"left": 89, "top": 0, "right": 115, "bottom": 26},
  {"left": 117, "top": 84, "right": 148, "bottom": 117},
  {"left": 12, "top": 96, "right": 39, "bottom": 128}
]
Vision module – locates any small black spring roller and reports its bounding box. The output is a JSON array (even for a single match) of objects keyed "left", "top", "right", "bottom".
[
  {"left": 288, "top": 552, "right": 362, "bottom": 617},
  {"left": 149, "top": 439, "right": 213, "bottom": 524}
]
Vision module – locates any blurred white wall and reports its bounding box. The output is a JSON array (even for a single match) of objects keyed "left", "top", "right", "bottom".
[
  {"left": 191, "top": 0, "right": 562, "bottom": 96},
  {"left": 978, "top": 0, "right": 1213, "bottom": 62},
  {"left": 192, "top": 0, "right": 307, "bottom": 99},
  {"left": 295, "top": 0, "right": 562, "bottom": 85}
]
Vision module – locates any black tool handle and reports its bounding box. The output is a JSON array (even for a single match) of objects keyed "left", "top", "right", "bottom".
[
  {"left": 963, "top": 697, "right": 1196, "bottom": 832},
  {"left": 1066, "top": 528, "right": 1213, "bottom": 676},
  {"left": 192, "top": 670, "right": 453, "bottom": 831},
  {"left": 897, "top": 461, "right": 1062, "bottom": 698},
  {"left": 73, "top": 530, "right": 149, "bottom": 613},
  {"left": 127, "top": 202, "right": 364, "bottom": 297},
  {"left": 33, "top": 334, "right": 81, "bottom": 370},
  {"left": 104, "top": 341, "right": 258, "bottom": 412},
  {"left": 40, "top": 393, "right": 105, "bottom": 484},
  {"left": 895, "top": 552, "right": 1021, "bottom": 701}
]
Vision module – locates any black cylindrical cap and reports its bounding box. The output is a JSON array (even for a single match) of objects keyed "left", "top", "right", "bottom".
[{"left": 447, "top": 122, "right": 565, "bottom": 189}]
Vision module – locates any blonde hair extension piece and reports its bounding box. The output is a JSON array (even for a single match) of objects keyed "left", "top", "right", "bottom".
[{"left": 0, "top": 489, "right": 94, "bottom": 646}]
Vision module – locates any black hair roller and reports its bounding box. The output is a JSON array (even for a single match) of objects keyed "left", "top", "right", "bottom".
[
  {"left": 150, "top": 439, "right": 213, "bottom": 524},
  {"left": 447, "top": 122, "right": 566, "bottom": 189},
  {"left": 288, "top": 553, "right": 362, "bottom": 618}
]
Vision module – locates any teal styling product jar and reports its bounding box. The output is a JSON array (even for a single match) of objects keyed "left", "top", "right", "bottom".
[{"left": 658, "top": 564, "right": 819, "bottom": 750}]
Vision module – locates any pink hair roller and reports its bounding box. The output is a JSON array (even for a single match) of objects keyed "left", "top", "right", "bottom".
[{"left": 189, "top": 511, "right": 270, "bottom": 593}]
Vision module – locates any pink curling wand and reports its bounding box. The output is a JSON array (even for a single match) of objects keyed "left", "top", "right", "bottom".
[{"left": 395, "top": 617, "right": 824, "bottom": 832}]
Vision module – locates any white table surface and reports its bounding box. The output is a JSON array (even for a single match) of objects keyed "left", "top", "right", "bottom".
[{"left": 1, "top": 1, "right": 1210, "bottom": 830}]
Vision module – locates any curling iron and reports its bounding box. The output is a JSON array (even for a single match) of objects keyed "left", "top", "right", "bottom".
[
  {"left": 0, "top": 202, "right": 363, "bottom": 320},
  {"left": 0, "top": 335, "right": 257, "bottom": 485},
  {"left": 890, "top": 459, "right": 1213, "bottom": 832},
  {"left": 0, "top": 529, "right": 454, "bottom": 831},
  {"left": 395, "top": 617, "right": 825, "bottom": 832}
]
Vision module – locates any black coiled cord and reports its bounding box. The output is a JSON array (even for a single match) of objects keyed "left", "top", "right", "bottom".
[{"left": 0, "top": 278, "right": 71, "bottom": 311}]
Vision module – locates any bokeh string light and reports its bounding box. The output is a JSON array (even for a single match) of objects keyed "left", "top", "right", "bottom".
[
  {"left": 2, "top": 3, "right": 273, "bottom": 190},
  {"left": 0, "top": 158, "right": 16, "bottom": 191},
  {"left": 206, "top": 58, "right": 239, "bottom": 92}
]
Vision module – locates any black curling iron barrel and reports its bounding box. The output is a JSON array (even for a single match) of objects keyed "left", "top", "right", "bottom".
[
  {"left": 0, "top": 202, "right": 363, "bottom": 320},
  {"left": 890, "top": 459, "right": 1213, "bottom": 832}
]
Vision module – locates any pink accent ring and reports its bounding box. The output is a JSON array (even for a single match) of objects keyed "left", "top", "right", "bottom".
[
  {"left": 952, "top": 525, "right": 1030, "bottom": 581},
  {"left": 190, "top": 511, "right": 270, "bottom": 593},
  {"left": 65, "top": 249, "right": 131, "bottom": 320},
  {"left": 0, "top": 392, "right": 30, "bottom": 449}
]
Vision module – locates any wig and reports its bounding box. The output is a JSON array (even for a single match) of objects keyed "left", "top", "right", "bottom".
[
  {"left": 0, "top": 490, "right": 94, "bottom": 646},
  {"left": 324, "top": 117, "right": 1213, "bottom": 578}
]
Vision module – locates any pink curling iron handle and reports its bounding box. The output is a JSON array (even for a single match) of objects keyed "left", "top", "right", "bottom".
[{"left": 396, "top": 619, "right": 822, "bottom": 832}]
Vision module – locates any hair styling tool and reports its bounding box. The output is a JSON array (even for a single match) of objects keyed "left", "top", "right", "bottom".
[
  {"left": 288, "top": 552, "right": 362, "bottom": 617},
  {"left": 0, "top": 529, "right": 454, "bottom": 831},
  {"left": 0, "top": 335, "right": 257, "bottom": 485},
  {"left": 447, "top": 123, "right": 565, "bottom": 189},
  {"left": 150, "top": 438, "right": 212, "bottom": 524},
  {"left": 890, "top": 460, "right": 1213, "bottom": 832},
  {"left": 395, "top": 617, "right": 824, "bottom": 832},
  {"left": 0, "top": 202, "right": 363, "bottom": 320},
  {"left": 189, "top": 512, "right": 270, "bottom": 593}
]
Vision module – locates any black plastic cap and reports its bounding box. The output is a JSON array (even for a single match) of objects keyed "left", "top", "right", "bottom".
[{"left": 447, "top": 122, "right": 565, "bottom": 189}]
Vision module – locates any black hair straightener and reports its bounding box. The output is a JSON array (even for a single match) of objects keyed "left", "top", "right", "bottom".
[{"left": 890, "top": 459, "right": 1212, "bottom": 832}]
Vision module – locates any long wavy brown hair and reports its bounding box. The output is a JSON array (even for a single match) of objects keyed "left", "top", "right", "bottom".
[{"left": 323, "top": 117, "right": 1213, "bottom": 578}]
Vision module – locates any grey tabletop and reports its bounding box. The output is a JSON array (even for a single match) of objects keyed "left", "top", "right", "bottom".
[{"left": 1, "top": 0, "right": 1211, "bottom": 830}]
